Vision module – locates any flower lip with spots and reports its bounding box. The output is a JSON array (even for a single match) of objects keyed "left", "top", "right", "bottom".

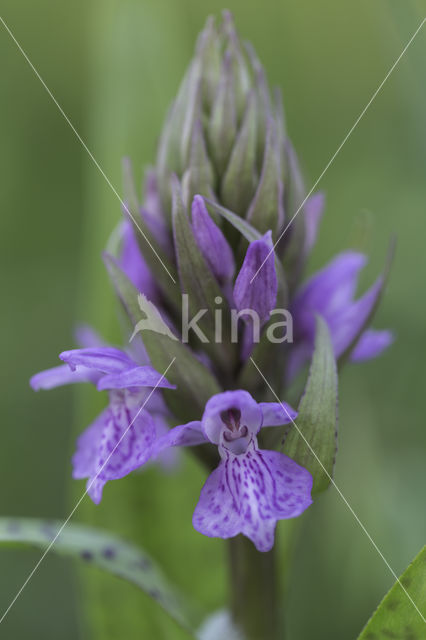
[{"left": 154, "top": 390, "right": 313, "bottom": 552}]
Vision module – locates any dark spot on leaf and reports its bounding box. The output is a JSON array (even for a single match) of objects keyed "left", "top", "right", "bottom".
[
  {"left": 80, "top": 550, "right": 93, "bottom": 561},
  {"left": 134, "top": 556, "right": 152, "bottom": 571},
  {"left": 386, "top": 599, "right": 399, "bottom": 611},
  {"left": 40, "top": 524, "right": 57, "bottom": 541},
  {"left": 382, "top": 630, "right": 397, "bottom": 638},
  {"left": 148, "top": 588, "right": 161, "bottom": 601},
  {"left": 101, "top": 547, "right": 116, "bottom": 559},
  {"left": 364, "top": 633, "right": 376, "bottom": 640},
  {"left": 403, "top": 624, "right": 416, "bottom": 640},
  {"left": 401, "top": 576, "right": 412, "bottom": 588}
]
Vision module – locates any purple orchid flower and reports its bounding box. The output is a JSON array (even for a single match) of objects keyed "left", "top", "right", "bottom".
[
  {"left": 153, "top": 390, "right": 313, "bottom": 552},
  {"left": 288, "top": 251, "right": 393, "bottom": 379},
  {"left": 30, "top": 346, "right": 175, "bottom": 503}
]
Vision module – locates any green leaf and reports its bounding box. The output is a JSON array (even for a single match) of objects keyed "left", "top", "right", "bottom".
[
  {"left": 0, "top": 517, "right": 201, "bottom": 635},
  {"left": 282, "top": 316, "right": 338, "bottom": 494},
  {"left": 104, "top": 254, "right": 222, "bottom": 423},
  {"left": 237, "top": 319, "right": 287, "bottom": 395},
  {"left": 358, "top": 546, "right": 426, "bottom": 640},
  {"left": 142, "top": 329, "right": 222, "bottom": 423}
]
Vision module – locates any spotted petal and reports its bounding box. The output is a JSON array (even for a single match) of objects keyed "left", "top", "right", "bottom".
[
  {"left": 193, "top": 442, "right": 313, "bottom": 552},
  {"left": 72, "top": 394, "right": 156, "bottom": 504},
  {"left": 72, "top": 409, "right": 108, "bottom": 480}
]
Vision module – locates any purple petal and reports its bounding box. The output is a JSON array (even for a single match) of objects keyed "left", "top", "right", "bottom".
[
  {"left": 292, "top": 251, "right": 367, "bottom": 341},
  {"left": 233, "top": 232, "right": 277, "bottom": 326},
  {"left": 144, "top": 390, "right": 169, "bottom": 416},
  {"left": 202, "top": 391, "right": 262, "bottom": 444},
  {"left": 153, "top": 421, "right": 207, "bottom": 458},
  {"left": 328, "top": 275, "right": 384, "bottom": 357},
  {"left": 289, "top": 251, "right": 391, "bottom": 377},
  {"left": 303, "top": 192, "right": 324, "bottom": 255},
  {"left": 97, "top": 404, "right": 156, "bottom": 479},
  {"left": 86, "top": 477, "right": 106, "bottom": 505},
  {"left": 97, "top": 365, "right": 176, "bottom": 391},
  {"left": 143, "top": 169, "right": 166, "bottom": 220},
  {"left": 72, "top": 409, "right": 108, "bottom": 479},
  {"left": 191, "top": 195, "right": 235, "bottom": 283},
  {"left": 140, "top": 207, "right": 172, "bottom": 255},
  {"left": 285, "top": 342, "right": 313, "bottom": 383},
  {"left": 60, "top": 347, "right": 135, "bottom": 374},
  {"left": 73, "top": 395, "right": 156, "bottom": 504},
  {"left": 30, "top": 364, "right": 99, "bottom": 390},
  {"left": 140, "top": 170, "right": 172, "bottom": 255},
  {"left": 350, "top": 329, "right": 394, "bottom": 362},
  {"left": 118, "top": 220, "right": 158, "bottom": 300},
  {"left": 193, "top": 444, "right": 313, "bottom": 552},
  {"left": 260, "top": 401, "right": 298, "bottom": 426},
  {"left": 151, "top": 414, "right": 180, "bottom": 471}
]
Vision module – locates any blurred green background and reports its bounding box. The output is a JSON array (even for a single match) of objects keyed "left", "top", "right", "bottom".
[{"left": 0, "top": 0, "right": 425, "bottom": 638}]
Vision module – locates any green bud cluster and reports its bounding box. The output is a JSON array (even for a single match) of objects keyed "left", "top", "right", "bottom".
[{"left": 156, "top": 11, "right": 293, "bottom": 239}]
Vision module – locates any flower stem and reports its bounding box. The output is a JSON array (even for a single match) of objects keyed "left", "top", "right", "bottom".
[{"left": 228, "top": 536, "right": 282, "bottom": 640}]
